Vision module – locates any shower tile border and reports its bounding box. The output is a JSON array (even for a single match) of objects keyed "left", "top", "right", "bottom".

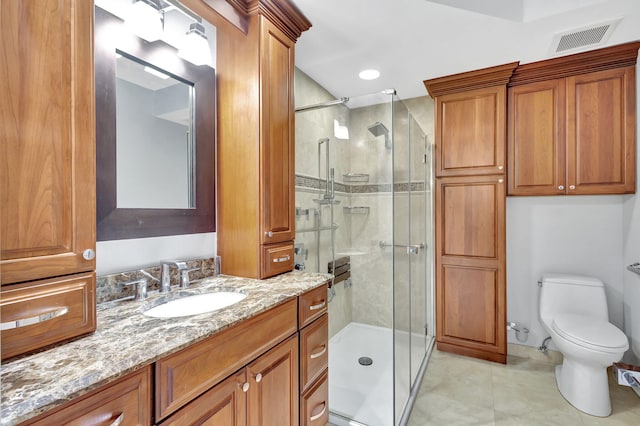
[{"left": 295, "top": 174, "right": 424, "bottom": 194}]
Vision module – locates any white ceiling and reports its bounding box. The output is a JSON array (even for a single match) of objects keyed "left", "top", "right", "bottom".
[{"left": 290, "top": 0, "right": 640, "bottom": 102}]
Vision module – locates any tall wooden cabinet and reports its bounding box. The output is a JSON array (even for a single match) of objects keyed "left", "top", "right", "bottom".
[
  {"left": 216, "top": 3, "right": 310, "bottom": 279},
  {"left": 0, "top": 0, "right": 96, "bottom": 359},
  {"left": 425, "top": 62, "right": 517, "bottom": 363},
  {"left": 508, "top": 43, "right": 639, "bottom": 196}
]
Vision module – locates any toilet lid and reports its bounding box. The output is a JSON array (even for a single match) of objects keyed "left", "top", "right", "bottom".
[{"left": 552, "top": 314, "right": 629, "bottom": 353}]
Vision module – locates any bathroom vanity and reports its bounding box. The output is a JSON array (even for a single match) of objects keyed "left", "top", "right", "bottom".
[{"left": 0, "top": 272, "right": 330, "bottom": 425}]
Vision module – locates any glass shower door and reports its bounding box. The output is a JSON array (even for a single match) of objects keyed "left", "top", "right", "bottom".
[{"left": 393, "top": 99, "right": 429, "bottom": 424}]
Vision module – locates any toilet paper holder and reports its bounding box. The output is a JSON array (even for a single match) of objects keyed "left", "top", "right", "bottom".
[{"left": 507, "top": 321, "right": 529, "bottom": 343}]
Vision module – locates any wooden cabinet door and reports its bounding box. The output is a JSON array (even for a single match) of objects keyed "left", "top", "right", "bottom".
[
  {"left": 435, "top": 86, "right": 506, "bottom": 177},
  {"left": 0, "top": 0, "right": 95, "bottom": 285},
  {"left": 260, "top": 17, "right": 295, "bottom": 245},
  {"left": 247, "top": 335, "right": 299, "bottom": 426},
  {"left": 162, "top": 370, "right": 247, "bottom": 426},
  {"left": 567, "top": 66, "right": 636, "bottom": 194},
  {"left": 435, "top": 176, "right": 506, "bottom": 363},
  {"left": 508, "top": 79, "right": 566, "bottom": 195}
]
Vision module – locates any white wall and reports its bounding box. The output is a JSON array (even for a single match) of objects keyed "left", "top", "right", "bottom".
[
  {"left": 622, "top": 62, "right": 640, "bottom": 363},
  {"left": 506, "top": 195, "right": 625, "bottom": 350}
]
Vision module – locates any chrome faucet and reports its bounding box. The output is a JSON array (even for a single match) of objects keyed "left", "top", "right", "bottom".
[{"left": 160, "top": 260, "right": 189, "bottom": 293}]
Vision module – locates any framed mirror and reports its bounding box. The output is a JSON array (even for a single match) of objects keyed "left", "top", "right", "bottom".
[{"left": 95, "top": 6, "right": 216, "bottom": 240}]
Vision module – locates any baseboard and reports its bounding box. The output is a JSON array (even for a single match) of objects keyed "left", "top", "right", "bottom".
[{"left": 508, "top": 342, "right": 563, "bottom": 364}]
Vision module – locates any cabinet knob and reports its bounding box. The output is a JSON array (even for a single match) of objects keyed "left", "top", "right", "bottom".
[
  {"left": 498, "top": 178, "right": 504, "bottom": 184},
  {"left": 265, "top": 231, "right": 273, "bottom": 238},
  {"left": 569, "top": 185, "right": 576, "bottom": 190},
  {"left": 558, "top": 185, "right": 564, "bottom": 191},
  {"left": 82, "top": 249, "right": 95, "bottom": 260},
  {"left": 498, "top": 165, "right": 504, "bottom": 170},
  {"left": 241, "top": 382, "right": 250, "bottom": 392},
  {"left": 255, "top": 373, "right": 263, "bottom": 383}
]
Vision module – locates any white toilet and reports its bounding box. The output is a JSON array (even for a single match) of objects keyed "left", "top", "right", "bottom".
[{"left": 539, "top": 273, "right": 629, "bottom": 417}]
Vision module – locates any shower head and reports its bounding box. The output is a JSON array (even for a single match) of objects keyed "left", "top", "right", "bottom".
[{"left": 367, "top": 122, "right": 392, "bottom": 149}]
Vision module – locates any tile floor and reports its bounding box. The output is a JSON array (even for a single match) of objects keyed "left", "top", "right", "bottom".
[{"left": 407, "top": 349, "right": 640, "bottom": 425}]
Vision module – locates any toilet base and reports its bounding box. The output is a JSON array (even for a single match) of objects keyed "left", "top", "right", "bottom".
[{"left": 555, "top": 359, "right": 612, "bottom": 417}]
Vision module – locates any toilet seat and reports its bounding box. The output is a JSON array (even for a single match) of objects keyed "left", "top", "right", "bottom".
[{"left": 552, "top": 313, "right": 628, "bottom": 353}]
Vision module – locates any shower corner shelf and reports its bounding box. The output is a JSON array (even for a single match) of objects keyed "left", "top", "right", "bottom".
[
  {"left": 343, "top": 206, "right": 370, "bottom": 215},
  {"left": 343, "top": 173, "right": 369, "bottom": 183}
]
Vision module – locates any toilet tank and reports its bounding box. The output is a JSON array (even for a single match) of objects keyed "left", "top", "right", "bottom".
[{"left": 539, "top": 273, "right": 609, "bottom": 322}]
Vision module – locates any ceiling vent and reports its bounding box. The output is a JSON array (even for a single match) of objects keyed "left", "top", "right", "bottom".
[{"left": 550, "top": 18, "right": 621, "bottom": 55}]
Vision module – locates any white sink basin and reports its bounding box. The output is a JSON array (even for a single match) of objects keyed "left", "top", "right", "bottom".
[{"left": 143, "top": 291, "right": 247, "bottom": 318}]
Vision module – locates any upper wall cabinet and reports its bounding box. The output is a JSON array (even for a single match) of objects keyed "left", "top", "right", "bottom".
[
  {"left": 215, "top": 1, "right": 310, "bottom": 279},
  {"left": 508, "top": 42, "right": 639, "bottom": 196},
  {"left": 425, "top": 62, "right": 519, "bottom": 177},
  {"left": 0, "top": 0, "right": 96, "bottom": 285}
]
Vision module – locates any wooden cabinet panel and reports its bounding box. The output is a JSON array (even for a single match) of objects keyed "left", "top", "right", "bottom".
[
  {"left": 567, "top": 66, "right": 636, "bottom": 194},
  {"left": 0, "top": 0, "right": 95, "bottom": 285},
  {"left": 247, "top": 335, "right": 299, "bottom": 426},
  {"left": 435, "top": 175, "right": 506, "bottom": 363},
  {"left": 261, "top": 242, "right": 295, "bottom": 278},
  {"left": 299, "top": 313, "right": 328, "bottom": 393},
  {"left": 300, "top": 370, "right": 328, "bottom": 426},
  {"left": 298, "top": 284, "right": 328, "bottom": 328},
  {"left": 25, "top": 366, "right": 151, "bottom": 426},
  {"left": 508, "top": 79, "right": 566, "bottom": 195},
  {"left": 1, "top": 272, "right": 96, "bottom": 360},
  {"left": 155, "top": 298, "right": 297, "bottom": 420},
  {"left": 261, "top": 17, "right": 295, "bottom": 246},
  {"left": 440, "top": 265, "right": 499, "bottom": 345},
  {"left": 440, "top": 180, "right": 502, "bottom": 259},
  {"left": 435, "top": 86, "right": 506, "bottom": 176},
  {"left": 162, "top": 370, "right": 246, "bottom": 426}
]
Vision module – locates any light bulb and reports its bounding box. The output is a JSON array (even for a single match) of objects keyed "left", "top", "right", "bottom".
[
  {"left": 178, "top": 22, "right": 212, "bottom": 66},
  {"left": 125, "top": 0, "right": 163, "bottom": 42}
]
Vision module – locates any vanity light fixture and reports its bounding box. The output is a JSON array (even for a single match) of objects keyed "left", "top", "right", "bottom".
[
  {"left": 359, "top": 69, "right": 380, "bottom": 80},
  {"left": 125, "top": 0, "right": 164, "bottom": 42},
  {"left": 178, "top": 22, "right": 212, "bottom": 66}
]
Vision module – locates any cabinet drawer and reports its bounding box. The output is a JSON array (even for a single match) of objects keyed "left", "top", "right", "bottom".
[
  {"left": 300, "top": 370, "right": 328, "bottom": 426},
  {"left": 156, "top": 298, "right": 297, "bottom": 420},
  {"left": 26, "top": 366, "right": 152, "bottom": 426},
  {"left": 298, "top": 284, "right": 328, "bottom": 328},
  {"left": 1, "top": 272, "right": 96, "bottom": 360},
  {"left": 300, "top": 314, "right": 328, "bottom": 393},
  {"left": 261, "top": 242, "right": 294, "bottom": 278}
]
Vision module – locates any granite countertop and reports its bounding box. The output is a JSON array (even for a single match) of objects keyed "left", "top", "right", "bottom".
[{"left": 0, "top": 271, "right": 332, "bottom": 426}]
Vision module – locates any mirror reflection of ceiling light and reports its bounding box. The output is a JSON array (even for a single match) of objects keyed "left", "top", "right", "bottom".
[
  {"left": 333, "top": 119, "right": 350, "bottom": 140},
  {"left": 125, "top": 0, "right": 163, "bottom": 42},
  {"left": 143, "top": 66, "right": 170, "bottom": 79},
  {"left": 178, "top": 22, "right": 213, "bottom": 66},
  {"left": 359, "top": 69, "right": 380, "bottom": 80}
]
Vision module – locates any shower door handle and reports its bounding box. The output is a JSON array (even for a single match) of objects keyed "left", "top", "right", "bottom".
[{"left": 379, "top": 241, "right": 425, "bottom": 254}]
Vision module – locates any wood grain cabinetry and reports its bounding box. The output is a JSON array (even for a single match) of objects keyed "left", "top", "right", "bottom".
[
  {"left": 298, "top": 286, "right": 329, "bottom": 425},
  {"left": 217, "top": 4, "right": 310, "bottom": 279},
  {"left": 508, "top": 42, "right": 638, "bottom": 196},
  {"left": 434, "top": 86, "right": 507, "bottom": 177},
  {"left": 155, "top": 299, "right": 297, "bottom": 420},
  {"left": 425, "top": 63, "right": 516, "bottom": 364},
  {"left": 0, "top": 0, "right": 96, "bottom": 359},
  {"left": 435, "top": 176, "right": 506, "bottom": 361},
  {"left": 24, "top": 367, "right": 152, "bottom": 426}
]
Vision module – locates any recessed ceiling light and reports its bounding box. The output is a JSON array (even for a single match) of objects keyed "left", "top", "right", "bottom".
[{"left": 359, "top": 69, "right": 380, "bottom": 80}]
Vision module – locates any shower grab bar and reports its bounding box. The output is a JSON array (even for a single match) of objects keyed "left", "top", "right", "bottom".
[{"left": 379, "top": 241, "right": 425, "bottom": 254}]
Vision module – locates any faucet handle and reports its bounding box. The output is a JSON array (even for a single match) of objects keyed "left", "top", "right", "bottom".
[
  {"left": 122, "top": 278, "right": 148, "bottom": 301},
  {"left": 180, "top": 268, "right": 199, "bottom": 289}
]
